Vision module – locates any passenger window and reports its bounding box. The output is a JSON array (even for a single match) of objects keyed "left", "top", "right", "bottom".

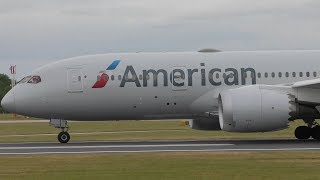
[
  {"left": 111, "top": 75, "right": 114, "bottom": 81},
  {"left": 278, "top": 72, "right": 282, "bottom": 78},
  {"left": 139, "top": 75, "right": 143, "bottom": 80},
  {"left": 271, "top": 72, "right": 275, "bottom": 78},
  {"left": 257, "top": 73, "right": 261, "bottom": 78},
  {"left": 118, "top": 75, "right": 122, "bottom": 80},
  {"left": 286, "top": 72, "right": 289, "bottom": 78},
  {"left": 264, "top": 72, "right": 268, "bottom": 78},
  {"left": 306, "top": 72, "right": 310, "bottom": 77},
  {"left": 314, "top": 72, "right": 317, "bottom": 77},
  {"left": 292, "top": 72, "right": 296, "bottom": 77},
  {"left": 28, "top": 76, "right": 41, "bottom": 84},
  {"left": 299, "top": 72, "right": 303, "bottom": 77}
]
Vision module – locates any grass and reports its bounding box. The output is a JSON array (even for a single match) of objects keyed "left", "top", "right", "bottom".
[
  {"left": 0, "top": 115, "right": 318, "bottom": 180},
  {"left": 0, "top": 114, "right": 314, "bottom": 142},
  {"left": 0, "top": 151, "right": 320, "bottom": 180},
  {"left": 0, "top": 113, "right": 38, "bottom": 120},
  {"left": 0, "top": 119, "right": 309, "bottom": 142}
]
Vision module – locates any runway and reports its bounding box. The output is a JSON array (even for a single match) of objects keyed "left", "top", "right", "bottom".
[{"left": 0, "top": 139, "right": 320, "bottom": 155}]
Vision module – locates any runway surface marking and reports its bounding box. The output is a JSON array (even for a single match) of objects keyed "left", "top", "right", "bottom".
[
  {"left": 0, "top": 130, "right": 186, "bottom": 137},
  {"left": 0, "top": 143, "right": 233, "bottom": 150},
  {"left": 0, "top": 139, "right": 319, "bottom": 155}
]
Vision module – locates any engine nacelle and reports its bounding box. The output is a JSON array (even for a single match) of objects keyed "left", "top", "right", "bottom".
[
  {"left": 218, "top": 85, "right": 291, "bottom": 132},
  {"left": 189, "top": 117, "right": 221, "bottom": 131}
]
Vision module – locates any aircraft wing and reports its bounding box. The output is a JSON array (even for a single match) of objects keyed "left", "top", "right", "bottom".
[
  {"left": 292, "top": 79, "right": 320, "bottom": 89},
  {"left": 286, "top": 79, "right": 320, "bottom": 105}
]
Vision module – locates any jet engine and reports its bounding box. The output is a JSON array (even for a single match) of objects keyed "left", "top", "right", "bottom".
[
  {"left": 218, "top": 85, "right": 293, "bottom": 132},
  {"left": 189, "top": 117, "right": 221, "bottom": 131}
]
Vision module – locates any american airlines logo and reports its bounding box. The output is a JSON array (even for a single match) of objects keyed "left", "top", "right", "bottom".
[
  {"left": 92, "top": 60, "right": 120, "bottom": 88},
  {"left": 93, "top": 60, "right": 257, "bottom": 88}
]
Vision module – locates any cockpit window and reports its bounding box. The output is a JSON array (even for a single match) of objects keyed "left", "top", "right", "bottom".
[
  {"left": 28, "top": 76, "right": 42, "bottom": 84},
  {"left": 18, "top": 76, "right": 32, "bottom": 84}
]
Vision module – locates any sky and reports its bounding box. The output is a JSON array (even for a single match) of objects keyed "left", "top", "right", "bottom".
[{"left": 1, "top": 0, "right": 320, "bottom": 79}]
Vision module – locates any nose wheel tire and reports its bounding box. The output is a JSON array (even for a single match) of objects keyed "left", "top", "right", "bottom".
[
  {"left": 58, "top": 132, "right": 70, "bottom": 143},
  {"left": 295, "top": 126, "right": 311, "bottom": 140}
]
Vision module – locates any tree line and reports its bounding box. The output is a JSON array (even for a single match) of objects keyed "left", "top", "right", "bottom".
[{"left": 0, "top": 74, "right": 12, "bottom": 113}]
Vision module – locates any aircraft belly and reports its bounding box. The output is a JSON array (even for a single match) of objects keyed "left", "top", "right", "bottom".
[{"left": 48, "top": 87, "right": 198, "bottom": 120}]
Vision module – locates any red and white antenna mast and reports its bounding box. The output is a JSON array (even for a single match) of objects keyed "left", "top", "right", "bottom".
[{"left": 9, "top": 65, "right": 16, "bottom": 87}]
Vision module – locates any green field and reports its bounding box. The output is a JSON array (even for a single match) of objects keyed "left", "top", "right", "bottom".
[
  {"left": 0, "top": 115, "right": 310, "bottom": 142},
  {"left": 0, "top": 152, "right": 319, "bottom": 180},
  {"left": 0, "top": 115, "right": 318, "bottom": 180},
  {"left": 0, "top": 113, "right": 38, "bottom": 120}
]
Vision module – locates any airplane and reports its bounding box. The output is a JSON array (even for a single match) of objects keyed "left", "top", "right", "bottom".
[{"left": 2, "top": 49, "right": 320, "bottom": 143}]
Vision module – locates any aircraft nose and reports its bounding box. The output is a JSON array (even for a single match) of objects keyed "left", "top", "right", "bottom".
[{"left": 1, "top": 89, "right": 15, "bottom": 113}]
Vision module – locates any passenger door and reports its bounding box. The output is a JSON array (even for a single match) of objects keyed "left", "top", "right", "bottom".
[{"left": 67, "top": 68, "right": 83, "bottom": 93}]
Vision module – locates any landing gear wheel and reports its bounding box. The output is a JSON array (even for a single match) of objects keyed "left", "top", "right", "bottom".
[
  {"left": 295, "top": 126, "right": 311, "bottom": 140},
  {"left": 312, "top": 126, "right": 320, "bottom": 140},
  {"left": 58, "top": 132, "right": 70, "bottom": 143}
]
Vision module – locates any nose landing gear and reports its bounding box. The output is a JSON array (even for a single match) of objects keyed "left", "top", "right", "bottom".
[
  {"left": 50, "top": 119, "right": 70, "bottom": 143},
  {"left": 295, "top": 119, "right": 320, "bottom": 140}
]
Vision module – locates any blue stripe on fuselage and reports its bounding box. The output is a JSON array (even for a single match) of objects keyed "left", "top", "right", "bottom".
[{"left": 107, "top": 60, "right": 121, "bottom": 70}]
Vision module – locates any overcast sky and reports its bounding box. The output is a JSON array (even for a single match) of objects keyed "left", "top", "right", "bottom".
[{"left": 1, "top": 0, "right": 320, "bottom": 78}]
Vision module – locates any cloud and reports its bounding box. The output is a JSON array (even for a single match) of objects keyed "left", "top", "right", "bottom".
[{"left": 0, "top": 0, "right": 320, "bottom": 77}]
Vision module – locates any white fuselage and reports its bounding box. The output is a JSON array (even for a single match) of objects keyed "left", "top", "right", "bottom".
[{"left": 4, "top": 50, "right": 320, "bottom": 120}]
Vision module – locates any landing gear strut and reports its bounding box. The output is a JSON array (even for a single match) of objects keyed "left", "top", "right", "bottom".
[
  {"left": 295, "top": 119, "right": 320, "bottom": 140},
  {"left": 50, "top": 119, "right": 70, "bottom": 143}
]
